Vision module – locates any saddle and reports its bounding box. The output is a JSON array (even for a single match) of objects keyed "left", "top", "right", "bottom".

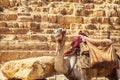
[{"left": 80, "top": 42, "right": 89, "bottom": 55}]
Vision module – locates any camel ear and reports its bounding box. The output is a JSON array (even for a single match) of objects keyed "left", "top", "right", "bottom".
[{"left": 62, "top": 30, "right": 66, "bottom": 35}]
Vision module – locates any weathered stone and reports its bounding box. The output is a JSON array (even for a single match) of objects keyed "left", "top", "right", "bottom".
[
  {"left": 0, "top": 0, "right": 10, "bottom": 8},
  {"left": 48, "top": 14, "right": 57, "bottom": 23},
  {"left": 41, "top": 14, "right": 48, "bottom": 22},
  {"left": 0, "top": 14, "right": 6, "bottom": 21},
  {"left": 102, "top": 17, "right": 111, "bottom": 24},
  {"left": 0, "top": 22, "right": 7, "bottom": 27},
  {"left": 31, "top": 35, "right": 47, "bottom": 42},
  {"left": 1, "top": 57, "right": 56, "bottom": 80},
  {"left": 34, "top": 14, "right": 41, "bottom": 22},
  {"left": 84, "top": 3, "right": 94, "bottom": 9},
  {"left": 19, "top": 16, "right": 33, "bottom": 22},
  {"left": 6, "top": 14, "right": 17, "bottom": 21},
  {"left": 63, "top": 15, "right": 75, "bottom": 24},
  {"left": 56, "top": 14, "right": 64, "bottom": 24},
  {"left": 74, "top": 16, "right": 83, "bottom": 23},
  {"left": 30, "top": 22, "right": 40, "bottom": 32}
]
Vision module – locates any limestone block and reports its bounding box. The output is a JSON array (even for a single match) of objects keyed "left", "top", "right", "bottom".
[
  {"left": 84, "top": 3, "right": 94, "bottom": 9},
  {"left": 60, "top": 8, "right": 67, "bottom": 15},
  {"left": 41, "top": 14, "right": 48, "bottom": 22},
  {"left": 63, "top": 15, "right": 75, "bottom": 24},
  {"left": 83, "top": 17, "right": 90, "bottom": 24},
  {"left": 110, "top": 10, "right": 118, "bottom": 17},
  {"left": 9, "top": 28, "right": 29, "bottom": 34},
  {"left": 19, "top": 22, "right": 29, "bottom": 28},
  {"left": 6, "top": 14, "right": 17, "bottom": 21},
  {"left": 0, "top": 13, "right": 6, "bottom": 21},
  {"left": 86, "top": 24, "right": 98, "bottom": 30},
  {"left": 113, "top": 0, "right": 120, "bottom": 4},
  {"left": 110, "top": 17, "right": 120, "bottom": 24},
  {"left": 0, "top": 0, "right": 10, "bottom": 8},
  {"left": 80, "top": 10, "right": 89, "bottom": 16},
  {"left": 18, "top": 16, "right": 33, "bottom": 22},
  {"left": 30, "top": 22, "right": 40, "bottom": 32},
  {"left": 89, "top": 17, "right": 98, "bottom": 24},
  {"left": 48, "top": 42, "right": 56, "bottom": 50},
  {"left": 94, "top": 10, "right": 105, "bottom": 17},
  {"left": 7, "top": 22, "right": 19, "bottom": 28},
  {"left": 18, "top": 13, "right": 31, "bottom": 16},
  {"left": 102, "top": 17, "right": 111, "bottom": 24},
  {"left": 0, "top": 28, "right": 9, "bottom": 34},
  {"left": 74, "top": 16, "right": 83, "bottom": 23},
  {"left": 34, "top": 14, "right": 41, "bottom": 22},
  {"left": 56, "top": 14, "right": 64, "bottom": 24},
  {"left": 31, "top": 35, "right": 47, "bottom": 42},
  {"left": 1, "top": 57, "right": 56, "bottom": 80},
  {"left": 73, "top": 8, "right": 81, "bottom": 16},
  {"left": 0, "top": 22, "right": 7, "bottom": 27},
  {"left": 114, "top": 25, "right": 120, "bottom": 30},
  {"left": 46, "top": 29, "right": 54, "bottom": 34},
  {"left": 93, "top": 0, "right": 103, "bottom": 4},
  {"left": 48, "top": 14, "right": 57, "bottom": 23}
]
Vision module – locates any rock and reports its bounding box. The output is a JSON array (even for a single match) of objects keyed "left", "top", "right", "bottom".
[{"left": 1, "top": 56, "right": 56, "bottom": 80}]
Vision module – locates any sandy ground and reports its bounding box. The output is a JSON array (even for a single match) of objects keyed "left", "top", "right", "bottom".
[{"left": 0, "top": 72, "right": 109, "bottom": 80}]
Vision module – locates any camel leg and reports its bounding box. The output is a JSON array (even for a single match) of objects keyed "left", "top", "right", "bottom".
[
  {"left": 81, "top": 68, "right": 89, "bottom": 80},
  {"left": 91, "top": 69, "right": 97, "bottom": 80},
  {"left": 117, "top": 69, "right": 120, "bottom": 80}
]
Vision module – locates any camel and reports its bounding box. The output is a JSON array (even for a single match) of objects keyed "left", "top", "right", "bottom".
[{"left": 54, "top": 28, "right": 83, "bottom": 80}]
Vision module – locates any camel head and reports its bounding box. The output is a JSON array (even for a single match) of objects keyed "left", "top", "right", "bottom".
[{"left": 54, "top": 28, "right": 66, "bottom": 48}]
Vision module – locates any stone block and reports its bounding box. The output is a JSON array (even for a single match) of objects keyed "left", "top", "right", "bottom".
[
  {"left": 19, "top": 22, "right": 29, "bottom": 28},
  {"left": 56, "top": 14, "right": 64, "bottom": 24},
  {"left": 89, "top": 17, "right": 97, "bottom": 24},
  {"left": 34, "top": 14, "right": 41, "bottom": 22},
  {"left": 0, "top": 28, "right": 9, "bottom": 34},
  {"left": 10, "top": 28, "right": 29, "bottom": 34},
  {"left": 1, "top": 57, "right": 55, "bottom": 79},
  {"left": 84, "top": 3, "right": 94, "bottom": 9},
  {"left": 60, "top": 8, "right": 67, "bottom": 15},
  {"left": 0, "top": 14, "right": 6, "bottom": 21},
  {"left": 46, "top": 29, "right": 54, "bottom": 34},
  {"left": 41, "top": 14, "right": 48, "bottom": 22},
  {"left": 0, "top": 0, "right": 10, "bottom": 8},
  {"left": 83, "top": 17, "right": 90, "bottom": 24},
  {"left": 48, "top": 14, "right": 57, "bottom": 23},
  {"left": 16, "top": 35, "right": 29, "bottom": 41},
  {"left": 0, "top": 22, "right": 7, "bottom": 27},
  {"left": 48, "top": 42, "right": 56, "bottom": 50},
  {"left": 0, "top": 28, "right": 28, "bottom": 34},
  {"left": 102, "top": 17, "right": 111, "bottom": 24},
  {"left": 18, "top": 13, "right": 31, "bottom": 16},
  {"left": 47, "top": 23, "right": 59, "bottom": 28},
  {"left": 30, "top": 22, "right": 40, "bottom": 32},
  {"left": 93, "top": 0, "right": 103, "bottom": 4},
  {"left": 74, "top": 16, "right": 83, "bottom": 23},
  {"left": 7, "top": 22, "right": 19, "bottom": 28},
  {"left": 95, "top": 10, "right": 105, "bottom": 17},
  {"left": 0, "top": 52, "right": 19, "bottom": 61},
  {"left": 19, "top": 16, "right": 33, "bottom": 22},
  {"left": 110, "top": 17, "right": 120, "bottom": 24},
  {"left": 86, "top": 24, "right": 98, "bottom": 30},
  {"left": 63, "top": 15, "right": 75, "bottom": 24},
  {"left": 6, "top": 14, "right": 18, "bottom": 21},
  {"left": 31, "top": 35, "right": 47, "bottom": 42}
]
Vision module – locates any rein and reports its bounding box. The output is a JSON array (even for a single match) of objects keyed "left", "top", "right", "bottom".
[{"left": 66, "top": 54, "right": 77, "bottom": 75}]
